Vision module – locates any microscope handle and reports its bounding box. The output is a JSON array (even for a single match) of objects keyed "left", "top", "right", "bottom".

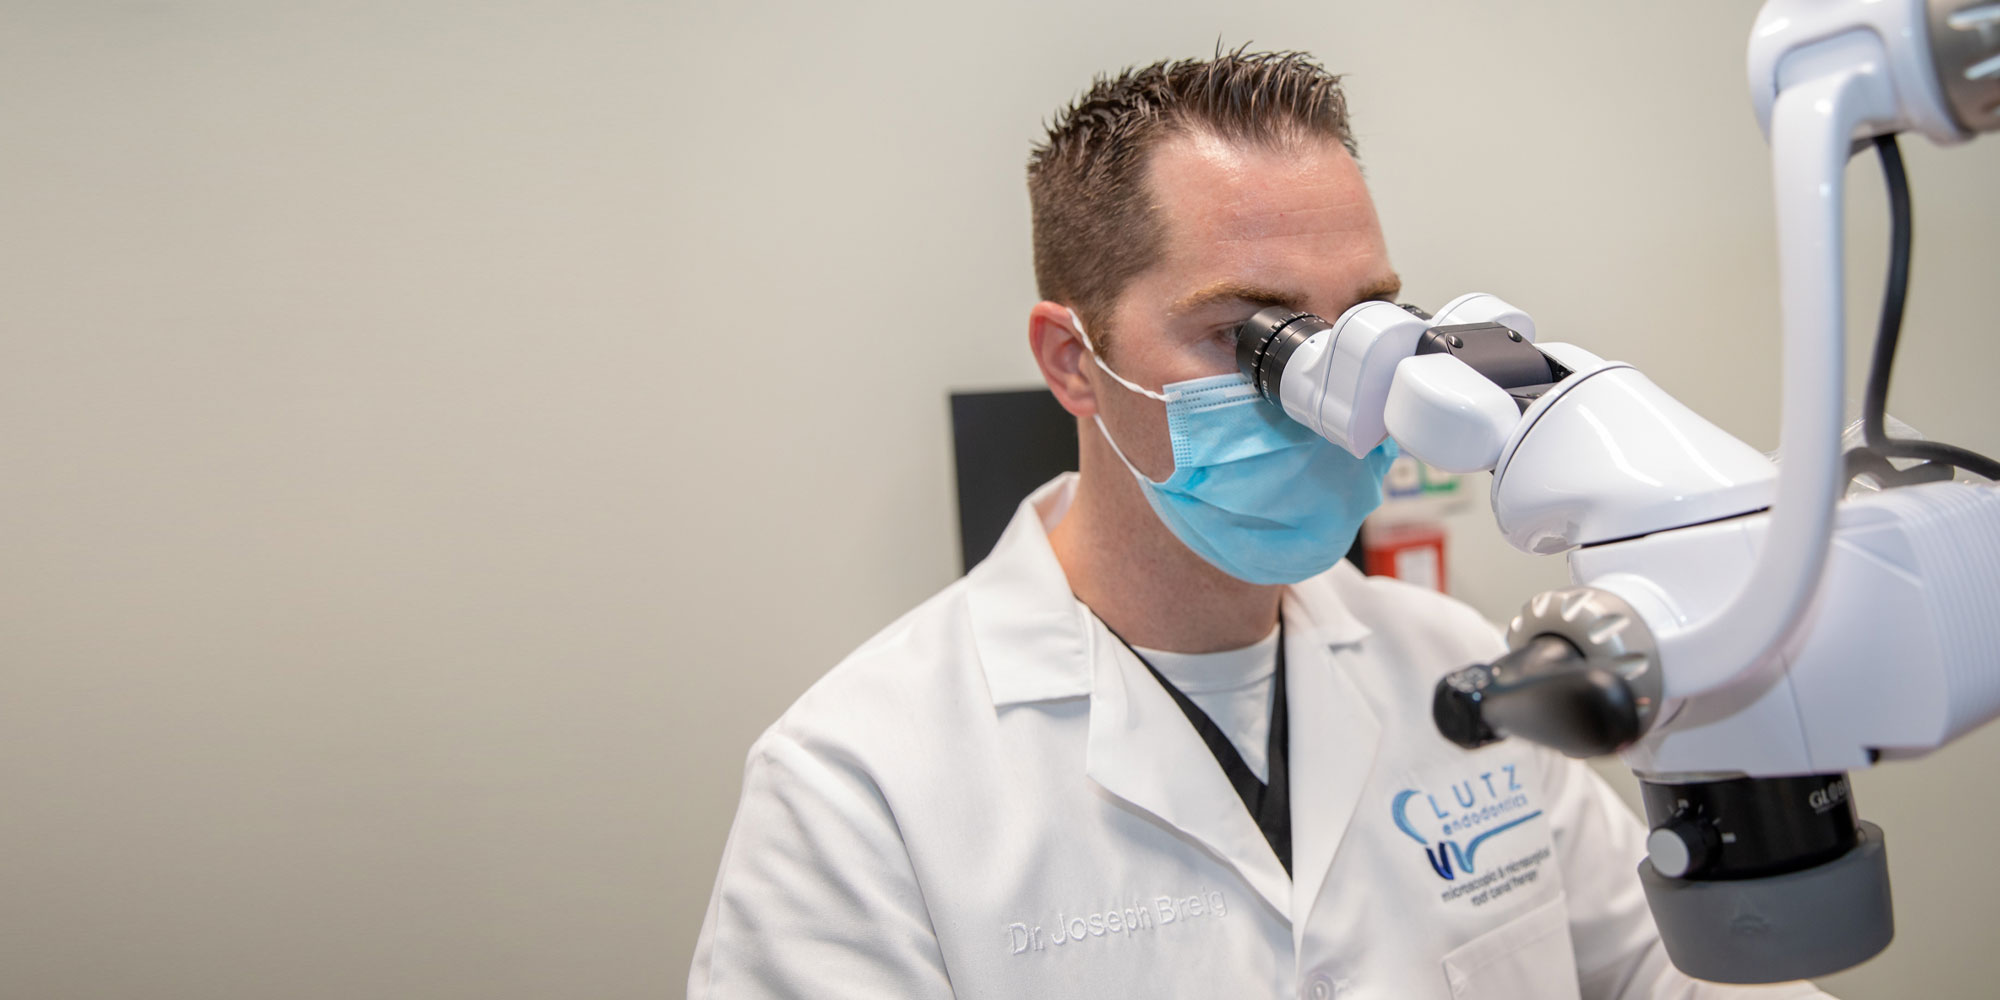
[{"left": 1433, "top": 635, "right": 1645, "bottom": 758}]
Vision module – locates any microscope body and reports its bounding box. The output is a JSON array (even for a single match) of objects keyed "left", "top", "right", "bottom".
[
  {"left": 1238, "top": 288, "right": 2000, "bottom": 980},
  {"left": 1478, "top": 323, "right": 2000, "bottom": 981},
  {"left": 1226, "top": 0, "right": 2000, "bottom": 980},
  {"left": 1260, "top": 294, "right": 2000, "bottom": 774},
  {"left": 1577, "top": 479, "right": 2000, "bottom": 779}
]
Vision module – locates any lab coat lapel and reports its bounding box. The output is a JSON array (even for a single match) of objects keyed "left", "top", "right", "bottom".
[
  {"left": 1283, "top": 580, "right": 1384, "bottom": 954},
  {"left": 1083, "top": 624, "right": 1294, "bottom": 920}
]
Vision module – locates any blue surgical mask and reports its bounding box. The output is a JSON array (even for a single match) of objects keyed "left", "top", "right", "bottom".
[{"left": 1072, "top": 310, "right": 1396, "bottom": 585}]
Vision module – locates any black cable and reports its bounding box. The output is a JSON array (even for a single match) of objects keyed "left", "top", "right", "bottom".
[{"left": 1845, "top": 134, "right": 2000, "bottom": 485}]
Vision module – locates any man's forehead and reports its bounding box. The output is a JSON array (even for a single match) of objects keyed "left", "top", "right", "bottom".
[
  {"left": 1142, "top": 132, "right": 1393, "bottom": 312},
  {"left": 1147, "top": 131, "right": 1373, "bottom": 236}
]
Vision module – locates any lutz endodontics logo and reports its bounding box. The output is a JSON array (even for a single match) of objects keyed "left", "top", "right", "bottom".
[{"left": 1392, "top": 764, "right": 1543, "bottom": 881}]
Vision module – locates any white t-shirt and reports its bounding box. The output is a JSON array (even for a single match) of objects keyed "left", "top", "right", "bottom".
[{"left": 1131, "top": 623, "right": 1281, "bottom": 783}]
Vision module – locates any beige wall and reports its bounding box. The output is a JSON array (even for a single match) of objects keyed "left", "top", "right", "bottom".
[{"left": 2, "top": 2, "right": 1995, "bottom": 997}]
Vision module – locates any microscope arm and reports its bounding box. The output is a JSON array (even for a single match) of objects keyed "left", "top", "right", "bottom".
[{"left": 1653, "top": 35, "right": 1902, "bottom": 700}]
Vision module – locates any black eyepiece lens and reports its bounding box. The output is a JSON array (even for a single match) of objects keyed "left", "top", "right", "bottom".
[{"left": 1234, "top": 306, "right": 1332, "bottom": 404}]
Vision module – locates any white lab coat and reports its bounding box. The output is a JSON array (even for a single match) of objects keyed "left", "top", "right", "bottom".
[{"left": 690, "top": 475, "right": 1831, "bottom": 1000}]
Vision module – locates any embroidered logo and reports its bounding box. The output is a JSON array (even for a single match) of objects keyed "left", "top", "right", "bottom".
[{"left": 1391, "top": 763, "right": 1543, "bottom": 883}]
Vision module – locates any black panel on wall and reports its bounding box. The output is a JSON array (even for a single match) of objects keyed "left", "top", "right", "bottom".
[{"left": 949, "top": 388, "right": 1078, "bottom": 572}]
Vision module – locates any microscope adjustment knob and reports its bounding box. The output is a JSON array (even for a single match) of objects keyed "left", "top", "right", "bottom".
[{"left": 1646, "top": 819, "right": 1717, "bottom": 879}]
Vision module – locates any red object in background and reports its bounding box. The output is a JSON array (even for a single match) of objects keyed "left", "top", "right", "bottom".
[{"left": 1362, "top": 520, "right": 1448, "bottom": 593}]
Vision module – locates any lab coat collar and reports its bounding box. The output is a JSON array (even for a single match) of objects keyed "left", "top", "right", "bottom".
[
  {"left": 1280, "top": 582, "right": 1385, "bottom": 951},
  {"left": 1082, "top": 623, "right": 1297, "bottom": 918},
  {"left": 965, "top": 475, "right": 1097, "bottom": 707},
  {"left": 1079, "top": 577, "right": 1382, "bottom": 925},
  {"left": 966, "top": 474, "right": 1374, "bottom": 709},
  {"left": 966, "top": 473, "right": 1385, "bottom": 925}
]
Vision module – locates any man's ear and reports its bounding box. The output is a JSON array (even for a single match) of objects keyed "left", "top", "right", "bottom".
[{"left": 1028, "top": 300, "right": 1098, "bottom": 418}]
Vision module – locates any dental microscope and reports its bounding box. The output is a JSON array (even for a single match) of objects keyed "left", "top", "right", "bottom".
[{"left": 1233, "top": 0, "right": 2000, "bottom": 982}]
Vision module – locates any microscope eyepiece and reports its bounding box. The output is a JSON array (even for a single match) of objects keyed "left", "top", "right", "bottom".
[{"left": 1234, "top": 307, "right": 1332, "bottom": 405}]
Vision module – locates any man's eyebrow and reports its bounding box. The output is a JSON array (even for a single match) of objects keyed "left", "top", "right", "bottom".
[
  {"left": 1168, "top": 273, "right": 1406, "bottom": 318},
  {"left": 1168, "top": 281, "right": 1310, "bottom": 317},
  {"left": 1356, "top": 274, "right": 1404, "bottom": 304}
]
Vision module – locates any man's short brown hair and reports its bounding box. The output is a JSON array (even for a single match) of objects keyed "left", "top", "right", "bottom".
[{"left": 1026, "top": 48, "right": 1357, "bottom": 355}]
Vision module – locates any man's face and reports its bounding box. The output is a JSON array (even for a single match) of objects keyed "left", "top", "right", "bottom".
[{"left": 1090, "top": 130, "right": 1400, "bottom": 480}]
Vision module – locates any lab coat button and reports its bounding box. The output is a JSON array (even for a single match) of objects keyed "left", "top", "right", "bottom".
[{"left": 1305, "top": 973, "right": 1334, "bottom": 999}]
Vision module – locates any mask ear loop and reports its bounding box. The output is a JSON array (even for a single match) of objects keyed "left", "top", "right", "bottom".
[
  {"left": 1068, "top": 309, "right": 1175, "bottom": 486},
  {"left": 1068, "top": 309, "right": 1173, "bottom": 403},
  {"left": 1091, "top": 412, "right": 1170, "bottom": 486}
]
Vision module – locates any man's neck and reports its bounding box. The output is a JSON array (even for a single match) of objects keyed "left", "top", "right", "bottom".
[{"left": 1047, "top": 460, "right": 1283, "bottom": 654}]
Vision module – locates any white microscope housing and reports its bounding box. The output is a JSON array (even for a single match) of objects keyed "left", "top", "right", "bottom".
[
  {"left": 1235, "top": 287, "right": 2000, "bottom": 982},
  {"left": 1228, "top": 0, "right": 2000, "bottom": 981}
]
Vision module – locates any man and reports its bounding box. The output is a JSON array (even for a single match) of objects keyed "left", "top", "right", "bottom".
[{"left": 690, "top": 50, "right": 1831, "bottom": 998}]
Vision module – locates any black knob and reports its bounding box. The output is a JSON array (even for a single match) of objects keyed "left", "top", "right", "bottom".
[
  {"left": 1429, "top": 635, "right": 1645, "bottom": 758},
  {"left": 1433, "top": 665, "right": 1502, "bottom": 749}
]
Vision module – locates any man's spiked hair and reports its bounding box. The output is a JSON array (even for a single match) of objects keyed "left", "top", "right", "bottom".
[{"left": 1026, "top": 47, "right": 1357, "bottom": 354}]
